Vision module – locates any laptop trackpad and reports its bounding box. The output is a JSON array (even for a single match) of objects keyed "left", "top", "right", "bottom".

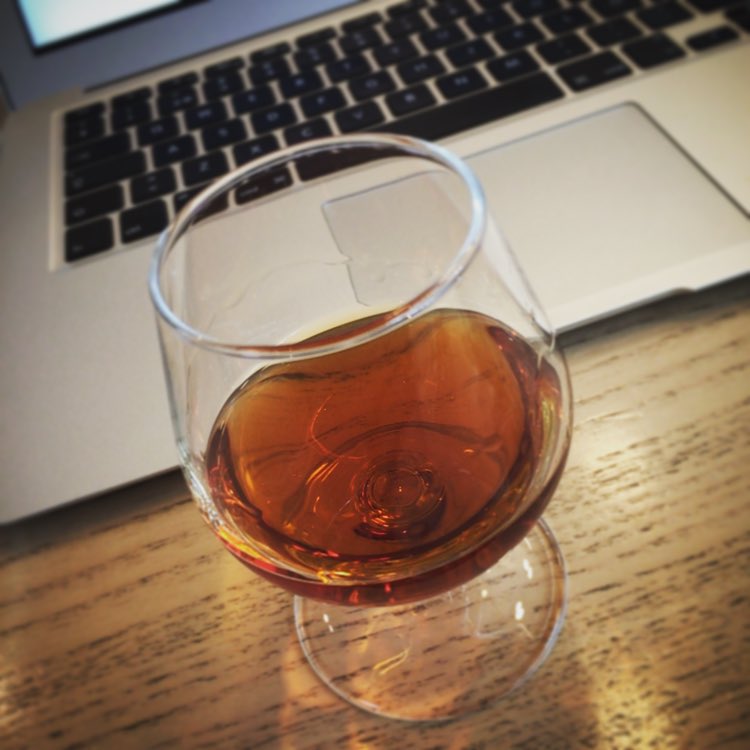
[{"left": 468, "top": 104, "right": 750, "bottom": 331}]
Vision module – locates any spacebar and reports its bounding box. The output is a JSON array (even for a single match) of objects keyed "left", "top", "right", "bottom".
[{"left": 378, "top": 73, "right": 564, "bottom": 141}]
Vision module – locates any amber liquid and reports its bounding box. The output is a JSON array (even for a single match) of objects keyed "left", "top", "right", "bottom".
[{"left": 205, "top": 309, "right": 566, "bottom": 606}]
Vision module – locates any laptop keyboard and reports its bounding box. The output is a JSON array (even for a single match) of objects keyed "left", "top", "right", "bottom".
[{"left": 62, "top": 0, "right": 750, "bottom": 263}]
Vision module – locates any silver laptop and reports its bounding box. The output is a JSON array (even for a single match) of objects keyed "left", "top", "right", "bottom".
[{"left": 1, "top": 0, "right": 748, "bottom": 523}]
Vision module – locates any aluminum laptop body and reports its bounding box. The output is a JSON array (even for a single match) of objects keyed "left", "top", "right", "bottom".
[{"left": 1, "top": 0, "right": 748, "bottom": 522}]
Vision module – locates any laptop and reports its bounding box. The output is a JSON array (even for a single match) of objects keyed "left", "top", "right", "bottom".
[{"left": 1, "top": 0, "right": 748, "bottom": 523}]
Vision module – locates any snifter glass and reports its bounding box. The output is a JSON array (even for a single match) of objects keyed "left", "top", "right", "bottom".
[{"left": 149, "top": 134, "right": 572, "bottom": 721}]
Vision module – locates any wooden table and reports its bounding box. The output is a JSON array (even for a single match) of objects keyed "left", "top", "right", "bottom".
[{"left": 2, "top": 276, "right": 749, "bottom": 749}]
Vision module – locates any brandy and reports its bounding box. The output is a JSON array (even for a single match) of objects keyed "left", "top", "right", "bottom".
[{"left": 205, "top": 309, "right": 567, "bottom": 606}]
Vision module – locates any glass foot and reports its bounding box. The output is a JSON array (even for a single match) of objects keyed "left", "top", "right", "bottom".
[{"left": 294, "top": 519, "right": 567, "bottom": 722}]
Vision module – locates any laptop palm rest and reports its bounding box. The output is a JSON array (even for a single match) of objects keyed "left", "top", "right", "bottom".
[{"left": 467, "top": 103, "right": 750, "bottom": 332}]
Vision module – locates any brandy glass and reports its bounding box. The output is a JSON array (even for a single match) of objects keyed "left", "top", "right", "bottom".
[{"left": 150, "top": 134, "right": 572, "bottom": 721}]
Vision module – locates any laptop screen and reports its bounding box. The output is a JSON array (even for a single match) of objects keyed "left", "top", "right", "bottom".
[
  {"left": 1, "top": 0, "right": 360, "bottom": 109},
  {"left": 16, "top": 0, "right": 197, "bottom": 51}
]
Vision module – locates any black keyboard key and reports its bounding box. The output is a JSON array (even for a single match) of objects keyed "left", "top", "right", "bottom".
[
  {"left": 64, "top": 102, "right": 105, "bottom": 126},
  {"left": 250, "top": 42, "right": 292, "bottom": 63},
  {"left": 64, "top": 116, "right": 105, "bottom": 147},
  {"left": 589, "top": 0, "right": 643, "bottom": 18},
  {"left": 294, "top": 42, "right": 337, "bottom": 69},
  {"left": 446, "top": 38, "right": 494, "bottom": 67},
  {"left": 202, "top": 119, "right": 247, "bottom": 151},
  {"left": 421, "top": 23, "right": 467, "bottom": 50},
  {"left": 340, "top": 28, "right": 384, "bottom": 55},
  {"left": 280, "top": 70, "right": 325, "bottom": 98},
  {"left": 466, "top": 8, "right": 515, "bottom": 33},
  {"left": 429, "top": 0, "right": 473, "bottom": 24},
  {"left": 130, "top": 168, "right": 177, "bottom": 203},
  {"left": 250, "top": 57, "right": 292, "bottom": 84},
  {"left": 173, "top": 185, "right": 229, "bottom": 216},
  {"left": 622, "top": 33, "right": 686, "bottom": 68},
  {"left": 495, "top": 22, "right": 546, "bottom": 50},
  {"left": 185, "top": 101, "right": 228, "bottom": 130},
  {"left": 380, "top": 72, "right": 564, "bottom": 139},
  {"left": 537, "top": 33, "right": 591, "bottom": 63},
  {"left": 637, "top": 2, "right": 693, "bottom": 29},
  {"left": 251, "top": 103, "right": 297, "bottom": 134},
  {"left": 436, "top": 68, "right": 488, "bottom": 98},
  {"left": 65, "top": 132, "right": 131, "bottom": 170},
  {"left": 726, "top": 5, "right": 750, "bottom": 32},
  {"left": 233, "top": 135, "right": 280, "bottom": 166},
  {"left": 153, "top": 134, "right": 197, "bottom": 167},
  {"left": 386, "top": 84, "right": 437, "bottom": 116},
  {"left": 65, "top": 151, "right": 146, "bottom": 196},
  {"left": 296, "top": 27, "right": 336, "bottom": 48},
  {"left": 350, "top": 71, "right": 397, "bottom": 101},
  {"left": 157, "top": 87, "right": 199, "bottom": 116},
  {"left": 203, "top": 71, "right": 244, "bottom": 100},
  {"left": 65, "top": 184, "right": 124, "bottom": 226},
  {"left": 328, "top": 55, "right": 371, "bottom": 82},
  {"left": 387, "top": 0, "right": 427, "bottom": 17},
  {"left": 342, "top": 11, "right": 383, "bottom": 32},
  {"left": 232, "top": 86, "right": 275, "bottom": 114},
  {"left": 587, "top": 18, "right": 643, "bottom": 46},
  {"left": 157, "top": 72, "right": 198, "bottom": 94},
  {"left": 296, "top": 148, "right": 381, "bottom": 181},
  {"left": 512, "top": 0, "right": 562, "bottom": 18},
  {"left": 137, "top": 116, "right": 179, "bottom": 146},
  {"left": 542, "top": 7, "right": 593, "bottom": 34},
  {"left": 687, "top": 25, "right": 738, "bottom": 50},
  {"left": 300, "top": 87, "right": 347, "bottom": 117},
  {"left": 111, "top": 100, "right": 152, "bottom": 130},
  {"left": 488, "top": 50, "right": 541, "bottom": 81},
  {"left": 235, "top": 168, "right": 293, "bottom": 204},
  {"left": 120, "top": 200, "right": 169, "bottom": 244},
  {"left": 182, "top": 151, "right": 230, "bottom": 187},
  {"left": 557, "top": 51, "right": 632, "bottom": 91},
  {"left": 204, "top": 57, "right": 244, "bottom": 77},
  {"left": 375, "top": 39, "right": 420, "bottom": 67},
  {"left": 112, "top": 86, "right": 151, "bottom": 107},
  {"left": 65, "top": 218, "right": 114, "bottom": 261},
  {"left": 335, "top": 101, "right": 386, "bottom": 132},
  {"left": 384, "top": 12, "right": 429, "bottom": 38},
  {"left": 284, "top": 118, "right": 333, "bottom": 145},
  {"left": 688, "top": 0, "right": 737, "bottom": 11},
  {"left": 398, "top": 54, "right": 446, "bottom": 84}
]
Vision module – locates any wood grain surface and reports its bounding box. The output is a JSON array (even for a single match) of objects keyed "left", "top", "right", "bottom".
[{"left": 1, "top": 276, "right": 749, "bottom": 749}]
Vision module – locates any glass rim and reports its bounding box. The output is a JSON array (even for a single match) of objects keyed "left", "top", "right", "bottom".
[{"left": 148, "top": 133, "right": 487, "bottom": 360}]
